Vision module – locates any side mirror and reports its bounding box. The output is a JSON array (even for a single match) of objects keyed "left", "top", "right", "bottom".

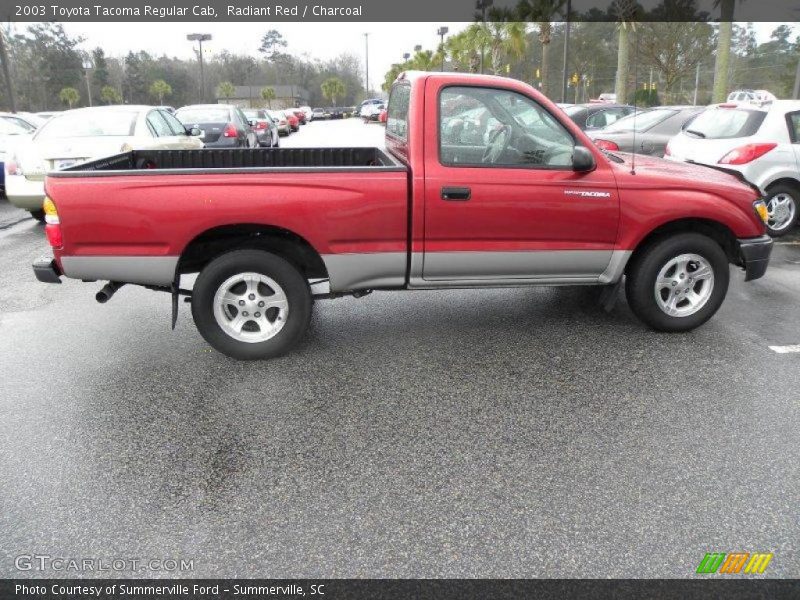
[
  {"left": 188, "top": 127, "right": 202, "bottom": 136},
  {"left": 572, "top": 146, "right": 595, "bottom": 172}
]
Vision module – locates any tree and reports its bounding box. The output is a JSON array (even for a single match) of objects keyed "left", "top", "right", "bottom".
[
  {"left": 612, "top": 0, "right": 638, "bottom": 104},
  {"left": 261, "top": 86, "right": 276, "bottom": 108},
  {"left": 321, "top": 77, "right": 346, "bottom": 106},
  {"left": 149, "top": 79, "right": 172, "bottom": 104},
  {"left": 100, "top": 85, "right": 122, "bottom": 104},
  {"left": 217, "top": 81, "right": 236, "bottom": 101},
  {"left": 58, "top": 86, "right": 79, "bottom": 108},
  {"left": 485, "top": 10, "right": 528, "bottom": 76},
  {"left": 516, "top": 0, "right": 567, "bottom": 96},
  {"left": 711, "top": 0, "right": 739, "bottom": 103},
  {"left": 91, "top": 47, "right": 109, "bottom": 89},
  {"left": 259, "top": 29, "right": 288, "bottom": 61}
]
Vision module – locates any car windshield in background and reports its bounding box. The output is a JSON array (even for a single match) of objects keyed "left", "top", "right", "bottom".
[
  {"left": 35, "top": 111, "right": 138, "bottom": 139},
  {"left": 603, "top": 108, "right": 677, "bottom": 133},
  {"left": 563, "top": 105, "right": 586, "bottom": 117},
  {"left": 176, "top": 108, "right": 230, "bottom": 123},
  {"left": 0, "top": 118, "right": 31, "bottom": 135},
  {"left": 684, "top": 107, "right": 766, "bottom": 139}
]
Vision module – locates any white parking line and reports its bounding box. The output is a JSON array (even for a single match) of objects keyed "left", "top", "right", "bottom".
[{"left": 769, "top": 345, "right": 800, "bottom": 353}]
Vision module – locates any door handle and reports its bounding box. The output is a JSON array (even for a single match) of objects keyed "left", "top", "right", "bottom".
[{"left": 441, "top": 187, "right": 471, "bottom": 201}]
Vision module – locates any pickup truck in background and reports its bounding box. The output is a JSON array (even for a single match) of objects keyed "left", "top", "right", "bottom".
[{"left": 34, "top": 72, "right": 773, "bottom": 360}]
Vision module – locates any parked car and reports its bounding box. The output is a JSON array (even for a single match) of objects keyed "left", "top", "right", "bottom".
[
  {"left": 359, "top": 98, "right": 384, "bottom": 118},
  {"left": 35, "top": 72, "right": 772, "bottom": 360},
  {"left": 561, "top": 103, "right": 638, "bottom": 131},
  {"left": 299, "top": 106, "right": 313, "bottom": 121},
  {"left": 589, "top": 106, "right": 704, "bottom": 158},
  {"left": 312, "top": 108, "right": 326, "bottom": 120},
  {"left": 243, "top": 109, "right": 280, "bottom": 147},
  {"left": 175, "top": 104, "right": 257, "bottom": 149},
  {"left": 0, "top": 112, "right": 40, "bottom": 133},
  {"left": 379, "top": 108, "right": 388, "bottom": 124},
  {"left": 0, "top": 118, "right": 34, "bottom": 195},
  {"left": 34, "top": 111, "right": 62, "bottom": 121},
  {"left": 282, "top": 110, "right": 300, "bottom": 131},
  {"left": 326, "top": 107, "right": 345, "bottom": 120},
  {"left": 362, "top": 102, "right": 386, "bottom": 122},
  {"left": 666, "top": 100, "right": 800, "bottom": 236},
  {"left": 727, "top": 89, "right": 776, "bottom": 107},
  {"left": 6, "top": 105, "right": 203, "bottom": 220},
  {"left": 291, "top": 108, "right": 307, "bottom": 125},
  {"left": 268, "top": 110, "right": 292, "bottom": 136},
  {"left": 157, "top": 106, "right": 177, "bottom": 114}
]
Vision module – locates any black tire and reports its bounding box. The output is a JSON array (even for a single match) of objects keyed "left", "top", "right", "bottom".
[
  {"left": 29, "top": 209, "right": 46, "bottom": 223},
  {"left": 191, "top": 250, "right": 312, "bottom": 360},
  {"left": 764, "top": 183, "right": 798, "bottom": 237},
  {"left": 625, "top": 233, "right": 729, "bottom": 332}
]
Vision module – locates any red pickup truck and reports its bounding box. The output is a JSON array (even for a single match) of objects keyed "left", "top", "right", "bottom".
[{"left": 34, "top": 72, "right": 773, "bottom": 360}]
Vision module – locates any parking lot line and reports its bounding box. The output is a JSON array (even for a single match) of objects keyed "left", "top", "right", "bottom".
[{"left": 768, "top": 345, "right": 800, "bottom": 353}]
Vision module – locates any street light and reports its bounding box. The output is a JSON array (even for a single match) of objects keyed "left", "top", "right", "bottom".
[
  {"left": 437, "top": 27, "right": 449, "bottom": 71},
  {"left": 475, "top": 0, "right": 493, "bottom": 74},
  {"left": 413, "top": 45, "right": 422, "bottom": 52},
  {"left": 82, "top": 57, "right": 93, "bottom": 106},
  {"left": 402, "top": 52, "right": 410, "bottom": 61},
  {"left": 187, "top": 33, "right": 211, "bottom": 102}
]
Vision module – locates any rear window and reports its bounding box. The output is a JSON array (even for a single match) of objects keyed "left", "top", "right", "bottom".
[
  {"left": 603, "top": 108, "right": 676, "bottom": 133},
  {"left": 685, "top": 107, "right": 766, "bottom": 139},
  {"left": 35, "top": 111, "right": 138, "bottom": 139},
  {"left": 175, "top": 108, "right": 230, "bottom": 123},
  {"left": 386, "top": 83, "right": 410, "bottom": 140}
]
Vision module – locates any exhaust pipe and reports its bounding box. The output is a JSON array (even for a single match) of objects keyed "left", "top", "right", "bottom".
[{"left": 96, "top": 281, "right": 125, "bottom": 303}]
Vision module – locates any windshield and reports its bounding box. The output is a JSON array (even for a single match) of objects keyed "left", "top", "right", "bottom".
[
  {"left": 0, "top": 117, "right": 32, "bottom": 135},
  {"left": 35, "top": 111, "right": 138, "bottom": 139},
  {"left": 602, "top": 108, "right": 676, "bottom": 133},
  {"left": 684, "top": 107, "right": 766, "bottom": 139},
  {"left": 175, "top": 108, "right": 230, "bottom": 123}
]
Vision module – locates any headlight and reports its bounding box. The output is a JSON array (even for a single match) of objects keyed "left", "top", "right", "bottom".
[{"left": 753, "top": 200, "right": 768, "bottom": 225}]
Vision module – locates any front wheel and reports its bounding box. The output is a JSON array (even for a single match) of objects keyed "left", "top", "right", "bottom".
[
  {"left": 625, "top": 233, "right": 729, "bottom": 332},
  {"left": 764, "top": 184, "right": 798, "bottom": 237},
  {"left": 191, "top": 250, "right": 312, "bottom": 360}
]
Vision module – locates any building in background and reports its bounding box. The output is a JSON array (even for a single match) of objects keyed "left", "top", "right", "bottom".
[{"left": 216, "top": 85, "right": 310, "bottom": 109}]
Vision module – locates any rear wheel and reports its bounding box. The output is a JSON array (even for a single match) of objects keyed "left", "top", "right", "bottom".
[
  {"left": 764, "top": 183, "right": 798, "bottom": 237},
  {"left": 625, "top": 233, "right": 729, "bottom": 332},
  {"left": 191, "top": 250, "right": 312, "bottom": 360}
]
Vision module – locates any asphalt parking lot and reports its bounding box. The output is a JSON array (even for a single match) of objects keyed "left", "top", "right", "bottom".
[{"left": 1, "top": 118, "right": 799, "bottom": 579}]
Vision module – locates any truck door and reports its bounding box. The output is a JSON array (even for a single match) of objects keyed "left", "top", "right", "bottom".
[{"left": 421, "top": 80, "right": 620, "bottom": 284}]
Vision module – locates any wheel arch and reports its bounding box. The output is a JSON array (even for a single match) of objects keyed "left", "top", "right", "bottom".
[
  {"left": 176, "top": 223, "right": 329, "bottom": 281},
  {"left": 764, "top": 177, "right": 800, "bottom": 193},
  {"left": 625, "top": 218, "right": 741, "bottom": 275}
]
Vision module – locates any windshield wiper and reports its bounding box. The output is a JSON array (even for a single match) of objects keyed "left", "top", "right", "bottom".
[{"left": 684, "top": 129, "right": 706, "bottom": 138}]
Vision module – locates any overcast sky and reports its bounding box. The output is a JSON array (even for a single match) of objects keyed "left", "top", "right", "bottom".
[{"left": 21, "top": 21, "right": 793, "bottom": 92}]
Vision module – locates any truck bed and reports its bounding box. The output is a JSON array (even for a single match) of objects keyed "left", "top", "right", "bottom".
[{"left": 55, "top": 147, "right": 405, "bottom": 176}]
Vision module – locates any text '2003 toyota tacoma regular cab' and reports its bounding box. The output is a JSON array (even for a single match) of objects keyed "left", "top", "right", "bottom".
[{"left": 34, "top": 72, "right": 773, "bottom": 360}]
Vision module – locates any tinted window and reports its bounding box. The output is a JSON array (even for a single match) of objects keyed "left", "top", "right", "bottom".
[
  {"left": 685, "top": 107, "right": 766, "bottom": 139},
  {"left": 439, "top": 86, "right": 574, "bottom": 168},
  {"left": 175, "top": 107, "right": 230, "bottom": 123},
  {"left": 386, "top": 84, "right": 410, "bottom": 141},
  {"left": 1, "top": 116, "right": 36, "bottom": 133},
  {"left": 787, "top": 112, "right": 800, "bottom": 143}
]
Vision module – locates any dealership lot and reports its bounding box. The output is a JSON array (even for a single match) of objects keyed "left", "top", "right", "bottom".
[{"left": 1, "top": 118, "right": 799, "bottom": 578}]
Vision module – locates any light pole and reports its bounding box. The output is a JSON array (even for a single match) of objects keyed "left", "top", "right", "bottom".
[
  {"left": 475, "top": 0, "right": 493, "bottom": 74},
  {"left": 437, "top": 26, "right": 449, "bottom": 71},
  {"left": 364, "top": 33, "right": 370, "bottom": 96},
  {"left": 403, "top": 52, "right": 410, "bottom": 61},
  {"left": 82, "top": 58, "right": 93, "bottom": 106},
  {"left": 187, "top": 33, "right": 211, "bottom": 102}
]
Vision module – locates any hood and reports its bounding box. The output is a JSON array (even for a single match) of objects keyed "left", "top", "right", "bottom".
[{"left": 609, "top": 152, "right": 760, "bottom": 199}]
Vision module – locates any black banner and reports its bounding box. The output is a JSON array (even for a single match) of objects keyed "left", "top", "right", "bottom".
[
  {"left": 1, "top": 0, "right": 799, "bottom": 23},
  {"left": 3, "top": 579, "right": 800, "bottom": 600}
]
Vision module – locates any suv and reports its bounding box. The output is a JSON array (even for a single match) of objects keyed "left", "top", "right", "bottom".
[{"left": 666, "top": 101, "right": 800, "bottom": 236}]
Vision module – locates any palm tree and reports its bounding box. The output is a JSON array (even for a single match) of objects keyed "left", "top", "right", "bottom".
[
  {"left": 321, "top": 77, "right": 346, "bottom": 106},
  {"left": 59, "top": 87, "right": 80, "bottom": 109},
  {"left": 711, "top": 0, "right": 738, "bottom": 103},
  {"left": 485, "top": 11, "right": 528, "bottom": 76},
  {"left": 217, "top": 81, "right": 236, "bottom": 102},
  {"left": 149, "top": 79, "right": 172, "bottom": 104},
  {"left": 410, "top": 49, "right": 441, "bottom": 72},
  {"left": 100, "top": 85, "right": 122, "bottom": 105},
  {"left": 516, "top": 0, "right": 567, "bottom": 96},
  {"left": 261, "top": 87, "right": 276, "bottom": 108}
]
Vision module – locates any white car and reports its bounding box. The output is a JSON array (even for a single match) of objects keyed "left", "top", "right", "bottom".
[
  {"left": 6, "top": 105, "right": 204, "bottom": 220},
  {"left": 726, "top": 89, "right": 776, "bottom": 107},
  {"left": 299, "top": 105, "right": 313, "bottom": 121},
  {"left": 359, "top": 98, "right": 384, "bottom": 119},
  {"left": 0, "top": 118, "right": 34, "bottom": 194},
  {"left": 666, "top": 101, "right": 800, "bottom": 236}
]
